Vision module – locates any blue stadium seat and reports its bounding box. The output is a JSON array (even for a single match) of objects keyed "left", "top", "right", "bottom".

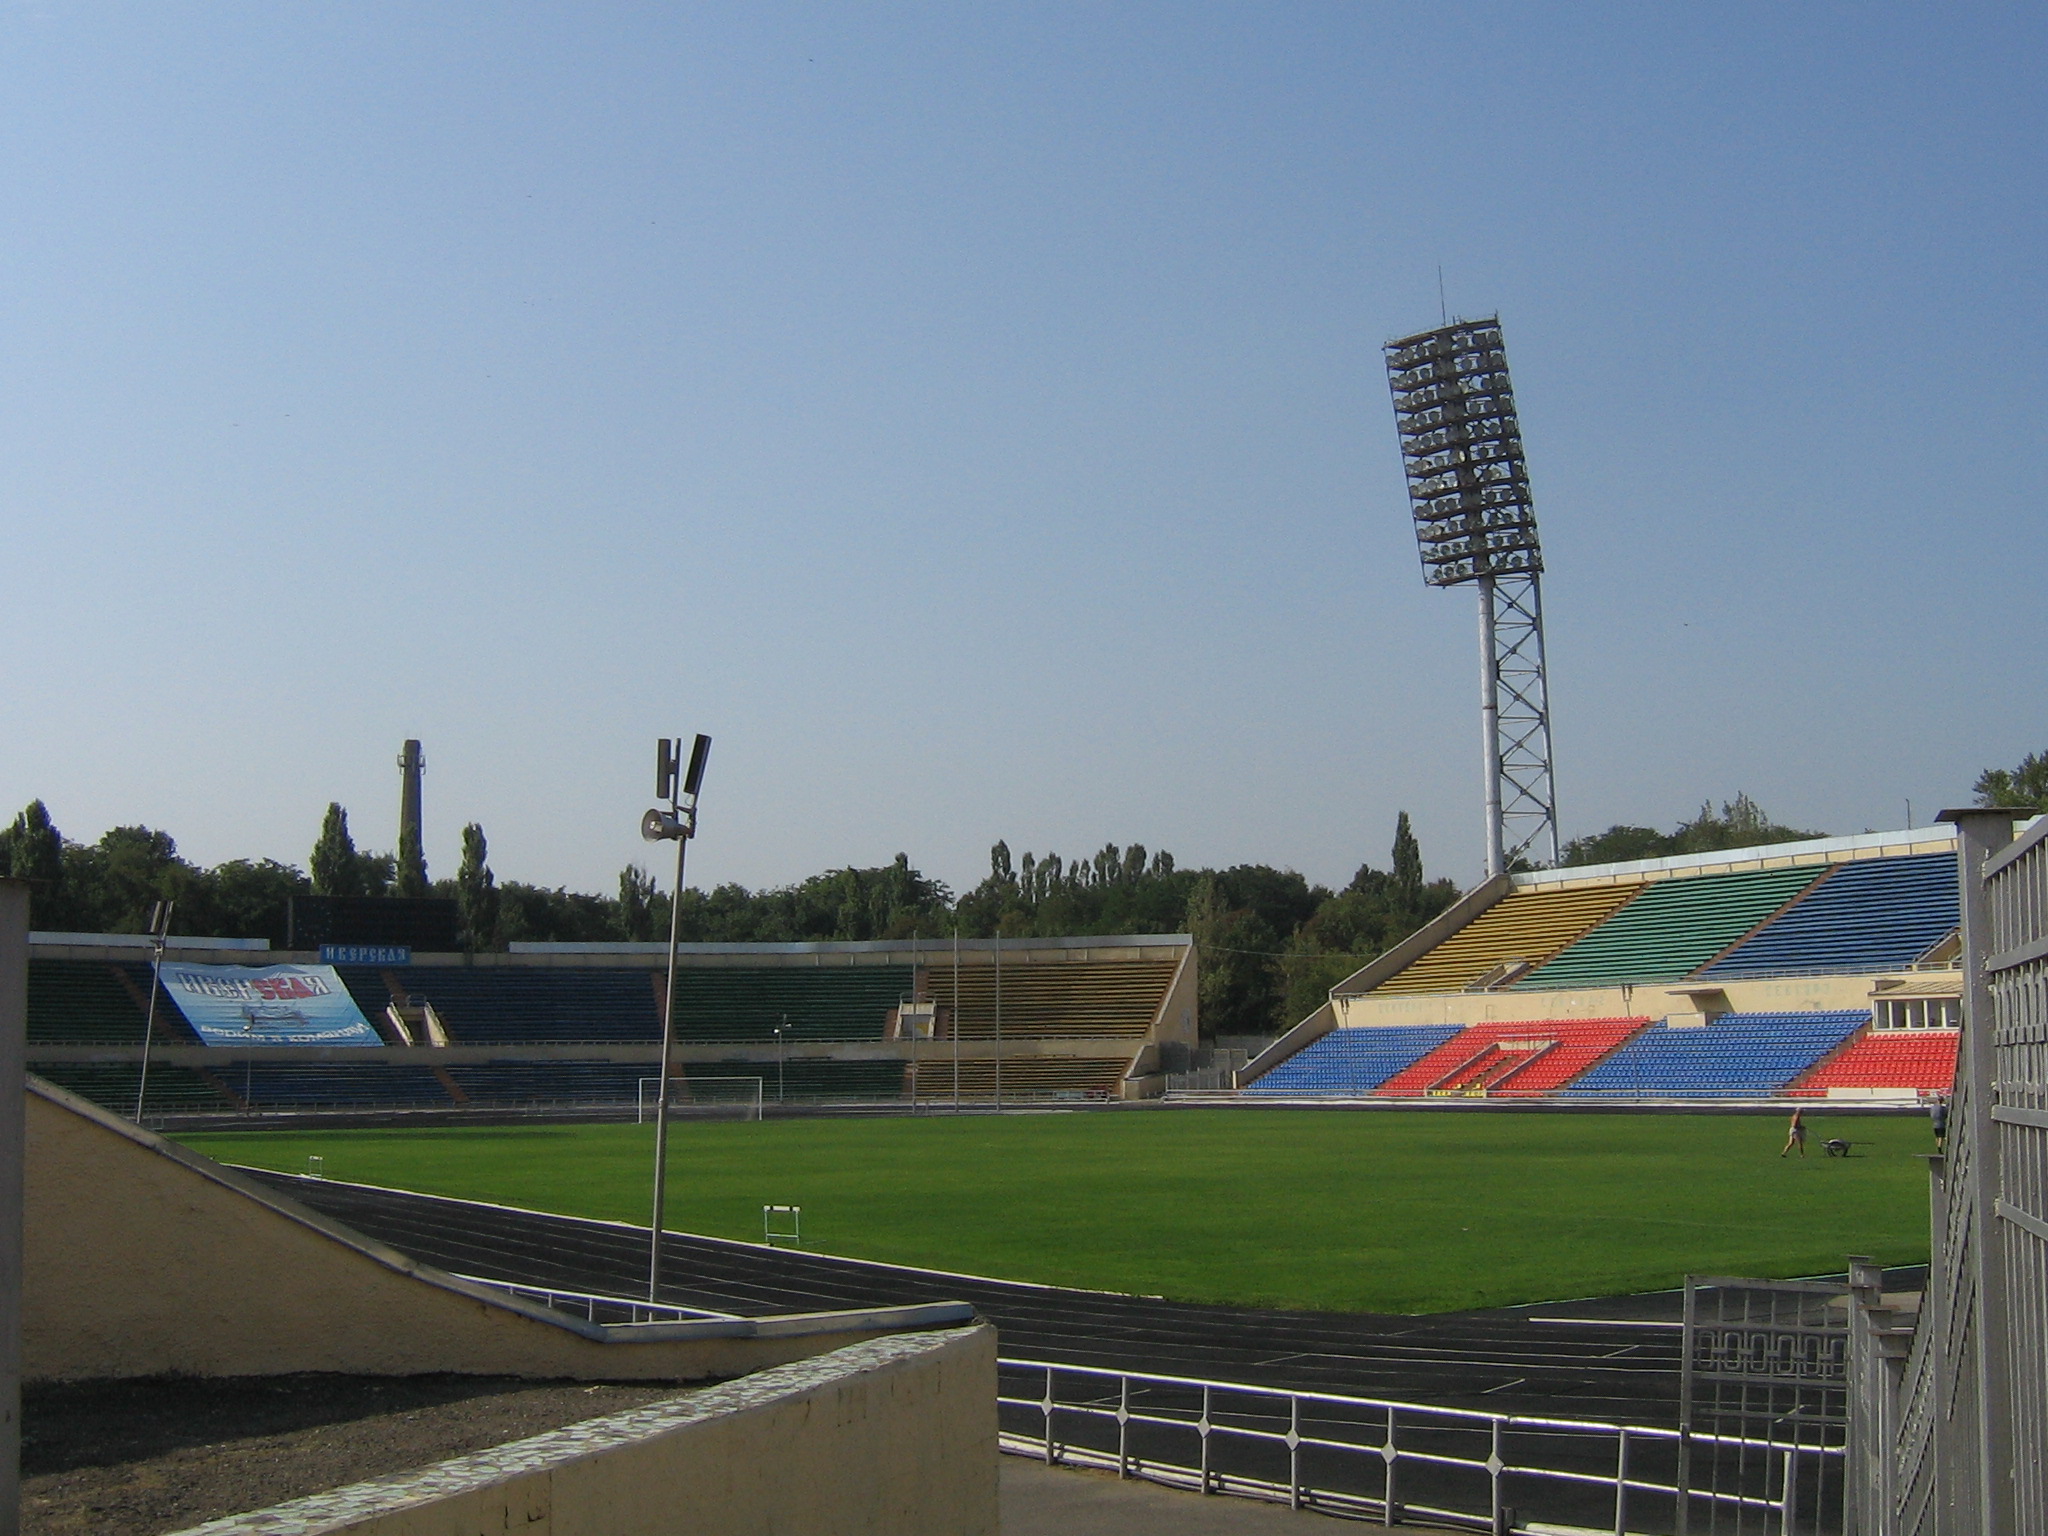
[
  {"left": 1244, "top": 1026, "right": 1462, "bottom": 1096},
  {"left": 1697, "top": 854, "right": 1957, "bottom": 979},
  {"left": 233, "top": 1063, "right": 453, "bottom": 1109},
  {"left": 1560, "top": 1012, "right": 1868, "bottom": 1099}
]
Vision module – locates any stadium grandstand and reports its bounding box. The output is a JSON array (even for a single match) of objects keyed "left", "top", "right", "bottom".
[
  {"left": 20, "top": 931, "right": 1195, "bottom": 1119},
  {"left": 1239, "top": 826, "right": 1964, "bottom": 1104}
]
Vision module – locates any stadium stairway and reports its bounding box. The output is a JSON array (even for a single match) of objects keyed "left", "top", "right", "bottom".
[
  {"left": 1560, "top": 1012, "right": 1869, "bottom": 1100},
  {"left": 1372, "top": 1019, "right": 1647, "bottom": 1099},
  {"left": 1695, "top": 852, "right": 1960, "bottom": 979},
  {"left": 1367, "top": 885, "right": 1641, "bottom": 994},
  {"left": 114, "top": 964, "right": 207, "bottom": 1043},
  {"left": 1784, "top": 1028, "right": 1959, "bottom": 1099},
  {"left": 1514, "top": 866, "right": 1827, "bottom": 989},
  {"left": 1241, "top": 1025, "right": 1460, "bottom": 1096}
]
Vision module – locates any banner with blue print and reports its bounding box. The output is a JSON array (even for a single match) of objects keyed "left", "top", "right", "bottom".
[{"left": 161, "top": 962, "right": 383, "bottom": 1047}]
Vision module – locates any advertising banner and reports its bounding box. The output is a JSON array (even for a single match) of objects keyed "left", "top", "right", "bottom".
[{"left": 160, "top": 962, "right": 383, "bottom": 1047}]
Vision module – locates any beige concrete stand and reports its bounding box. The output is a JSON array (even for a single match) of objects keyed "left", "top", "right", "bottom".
[
  {"left": 171, "top": 1325, "right": 998, "bottom": 1536},
  {"left": 24, "top": 1076, "right": 969, "bottom": 1382}
]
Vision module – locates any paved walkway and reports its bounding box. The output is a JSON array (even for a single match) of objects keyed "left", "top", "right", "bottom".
[{"left": 1000, "top": 1455, "right": 1436, "bottom": 1533}]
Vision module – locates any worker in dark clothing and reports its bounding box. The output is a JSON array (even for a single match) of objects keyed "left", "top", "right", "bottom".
[{"left": 1931, "top": 1097, "right": 1949, "bottom": 1151}]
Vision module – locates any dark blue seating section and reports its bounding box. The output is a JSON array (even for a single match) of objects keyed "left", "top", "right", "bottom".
[
  {"left": 232, "top": 1063, "right": 452, "bottom": 1108},
  {"left": 27, "top": 961, "right": 143, "bottom": 1043},
  {"left": 1697, "top": 854, "right": 1958, "bottom": 979},
  {"left": 1560, "top": 1012, "right": 1867, "bottom": 1099},
  {"left": 400, "top": 967, "right": 661, "bottom": 1044},
  {"left": 395, "top": 965, "right": 914, "bottom": 1045},
  {"left": 1244, "top": 1025, "right": 1463, "bottom": 1096},
  {"left": 666, "top": 967, "right": 915, "bottom": 1042},
  {"left": 34, "top": 1062, "right": 230, "bottom": 1114}
]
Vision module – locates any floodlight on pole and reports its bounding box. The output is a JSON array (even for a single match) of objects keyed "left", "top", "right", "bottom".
[
  {"left": 133, "top": 900, "right": 173, "bottom": 1124},
  {"left": 641, "top": 733, "right": 710, "bottom": 1303},
  {"left": 1384, "top": 316, "right": 1560, "bottom": 875}
]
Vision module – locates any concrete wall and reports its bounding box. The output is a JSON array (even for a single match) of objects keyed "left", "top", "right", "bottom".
[
  {"left": 24, "top": 1077, "right": 970, "bottom": 1383},
  {"left": 175, "top": 1325, "right": 999, "bottom": 1536},
  {"left": 1333, "top": 970, "right": 1898, "bottom": 1031}
]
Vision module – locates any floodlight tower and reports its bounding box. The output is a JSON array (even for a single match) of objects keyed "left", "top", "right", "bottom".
[{"left": 1384, "top": 317, "right": 1559, "bottom": 876}]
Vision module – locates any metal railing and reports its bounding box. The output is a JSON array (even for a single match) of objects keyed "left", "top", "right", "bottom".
[
  {"left": 998, "top": 1356, "right": 1840, "bottom": 1535},
  {"left": 453, "top": 1274, "right": 739, "bottom": 1324},
  {"left": 1847, "top": 809, "right": 2048, "bottom": 1535}
]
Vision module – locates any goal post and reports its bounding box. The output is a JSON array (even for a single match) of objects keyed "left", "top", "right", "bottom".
[{"left": 636, "top": 1076, "right": 765, "bottom": 1124}]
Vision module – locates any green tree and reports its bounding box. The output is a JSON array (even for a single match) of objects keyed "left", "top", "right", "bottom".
[
  {"left": 1671, "top": 794, "right": 1821, "bottom": 853},
  {"left": 1391, "top": 811, "right": 1422, "bottom": 906},
  {"left": 63, "top": 826, "right": 194, "bottom": 933},
  {"left": 311, "top": 804, "right": 367, "bottom": 897},
  {"left": 1185, "top": 874, "right": 1284, "bottom": 1038},
  {"left": 1283, "top": 814, "right": 1460, "bottom": 1027},
  {"left": 617, "top": 864, "right": 659, "bottom": 941},
  {"left": 1974, "top": 750, "right": 2048, "bottom": 809},
  {"left": 204, "top": 859, "right": 311, "bottom": 946},
  {"left": 1560, "top": 825, "right": 1671, "bottom": 866},
  {"left": 1562, "top": 795, "right": 1823, "bottom": 866},
  {"left": 394, "top": 823, "right": 429, "bottom": 899},
  {"left": 1, "top": 800, "right": 69, "bottom": 924},
  {"left": 456, "top": 823, "right": 499, "bottom": 951}
]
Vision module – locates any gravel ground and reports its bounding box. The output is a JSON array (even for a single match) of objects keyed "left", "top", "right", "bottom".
[{"left": 23, "top": 1374, "right": 692, "bottom": 1536}]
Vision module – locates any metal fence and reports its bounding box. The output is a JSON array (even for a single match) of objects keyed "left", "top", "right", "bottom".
[
  {"left": 1678, "top": 1278, "right": 1848, "bottom": 1534},
  {"left": 1847, "top": 809, "right": 2048, "bottom": 1535},
  {"left": 998, "top": 1357, "right": 1841, "bottom": 1535}
]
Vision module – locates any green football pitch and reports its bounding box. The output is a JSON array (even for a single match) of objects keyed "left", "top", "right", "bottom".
[{"left": 178, "top": 1109, "right": 1936, "bottom": 1314}]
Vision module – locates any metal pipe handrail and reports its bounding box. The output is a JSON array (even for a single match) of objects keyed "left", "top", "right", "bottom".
[
  {"left": 999, "top": 1355, "right": 1841, "bottom": 1534},
  {"left": 452, "top": 1274, "right": 740, "bottom": 1323}
]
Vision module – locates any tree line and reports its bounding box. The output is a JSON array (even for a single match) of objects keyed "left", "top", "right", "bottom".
[
  {"left": 3, "top": 747, "right": 2040, "bottom": 1034},
  {"left": 0, "top": 797, "right": 1458, "bottom": 1036}
]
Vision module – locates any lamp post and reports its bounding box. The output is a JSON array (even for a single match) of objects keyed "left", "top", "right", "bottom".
[
  {"left": 641, "top": 734, "right": 710, "bottom": 1303},
  {"left": 775, "top": 1014, "right": 786, "bottom": 1105},
  {"left": 993, "top": 919, "right": 1003, "bottom": 1112},
  {"left": 133, "top": 900, "right": 173, "bottom": 1124}
]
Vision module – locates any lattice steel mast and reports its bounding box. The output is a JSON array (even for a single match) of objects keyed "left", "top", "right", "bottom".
[{"left": 1385, "top": 317, "right": 1559, "bottom": 875}]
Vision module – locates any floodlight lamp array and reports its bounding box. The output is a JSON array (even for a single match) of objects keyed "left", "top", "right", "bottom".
[{"left": 1385, "top": 319, "right": 1542, "bottom": 587}]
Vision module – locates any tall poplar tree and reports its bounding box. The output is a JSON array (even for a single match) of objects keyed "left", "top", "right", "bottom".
[
  {"left": 457, "top": 823, "right": 499, "bottom": 951},
  {"left": 310, "top": 804, "right": 366, "bottom": 897},
  {"left": 1392, "top": 812, "right": 1423, "bottom": 906},
  {"left": 394, "top": 824, "right": 429, "bottom": 899}
]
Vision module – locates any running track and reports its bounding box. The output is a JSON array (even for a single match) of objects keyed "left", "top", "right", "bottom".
[{"left": 249, "top": 1170, "right": 1686, "bottom": 1426}]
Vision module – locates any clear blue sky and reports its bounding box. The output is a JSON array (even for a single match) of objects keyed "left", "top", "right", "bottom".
[{"left": 4, "top": 4, "right": 2041, "bottom": 900}]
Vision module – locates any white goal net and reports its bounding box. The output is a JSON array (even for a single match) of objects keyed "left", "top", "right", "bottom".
[{"left": 637, "top": 1075, "right": 765, "bottom": 1123}]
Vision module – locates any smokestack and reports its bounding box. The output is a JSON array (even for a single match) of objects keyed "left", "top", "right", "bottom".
[{"left": 396, "top": 740, "right": 426, "bottom": 895}]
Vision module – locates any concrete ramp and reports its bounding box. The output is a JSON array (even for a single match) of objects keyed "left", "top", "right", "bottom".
[{"left": 24, "top": 1076, "right": 969, "bottom": 1382}]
